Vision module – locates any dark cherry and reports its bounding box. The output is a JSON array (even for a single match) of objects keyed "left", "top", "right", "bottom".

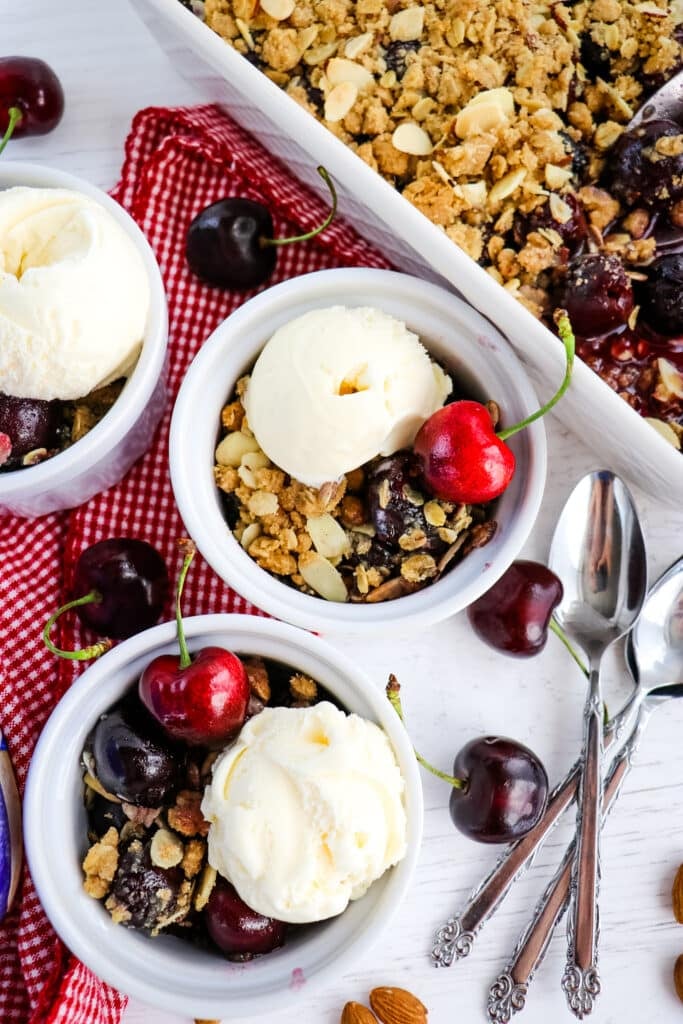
[
  {"left": 107, "top": 837, "right": 188, "bottom": 934},
  {"left": 513, "top": 193, "right": 588, "bottom": 253},
  {"left": 579, "top": 33, "right": 611, "bottom": 80},
  {"left": 384, "top": 40, "right": 420, "bottom": 79},
  {"left": 89, "top": 699, "right": 185, "bottom": 807},
  {"left": 72, "top": 538, "right": 169, "bottom": 640},
  {"left": 0, "top": 393, "right": 59, "bottom": 468},
  {"left": 557, "top": 253, "right": 633, "bottom": 336},
  {"left": 186, "top": 198, "right": 277, "bottom": 290},
  {"left": 559, "top": 130, "right": 590, "bottom": 184},
  {"left": 204, "top": 878, "right": 287, "bottom": 960},
  {"left": 639, "top": 254, "right": 683, "bottom": 335},
  {"left": 605, "top": 119, "right": 683, "bottom": 209},
  {"left": 0, "top": 57, "right": 64, "bottom": 138},
  {"left": 449, "top": 736, "right": 549, "bottom": 843},
  {"left": 366, "top": 452, "right": 446, "bottom": 554},
  {"left": 87, "top": 792, "right": 129, "bottom": 840},
  {"left": 467, "top": 560, "right": 563, "bottom": 656}
]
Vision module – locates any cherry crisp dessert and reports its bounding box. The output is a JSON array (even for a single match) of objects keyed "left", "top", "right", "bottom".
[{"left": 189, "top": 0, "right": 683, "bottom": 445}]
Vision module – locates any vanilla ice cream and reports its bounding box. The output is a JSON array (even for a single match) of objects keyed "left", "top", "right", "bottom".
[
  {"left": 0, "top": 186, "right": 150, "bottom": 401},
  {"left": 201, "top": 701, "right": 408, "bottom": 923},
  {"left": 243, "top": 306, "right": 451, "bottom": 487}
]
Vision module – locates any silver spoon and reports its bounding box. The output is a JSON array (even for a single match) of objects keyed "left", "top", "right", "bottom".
[
  {"left": 549, "top": 469, "right": 647, "bottom": 1017},
  {"left": 0, "top": 727, "right": 22, "bottom": 921},
  {"left": 486, "top": 555, "right": 683, "bottom": 1022}
]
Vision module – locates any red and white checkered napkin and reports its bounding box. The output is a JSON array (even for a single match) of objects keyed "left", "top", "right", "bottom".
[{"left": 0, "top": 103, "right": 390, "bottom": 1024}]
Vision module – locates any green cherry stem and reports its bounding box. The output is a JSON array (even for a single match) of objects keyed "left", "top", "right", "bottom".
[
  {"left": 0, "top": 107, "right": 22, "bottom": 158},
  {"left": 262, "top": 166, "right": 337, "bottom": 248},
  {"left": 386, "top": 675, "right": 466, "bottom": 790},
  {"left": 175, "top": 538, "right": 196, "bottom": 671},
  {"left": 497, "top": 309, "right": 575, "bottom": 442},
  {"left": 42, "top": 592, "right": 113, "bottom": 661},
  {"left": 549, "top": 618, "right": 589, "bottom": 678}
]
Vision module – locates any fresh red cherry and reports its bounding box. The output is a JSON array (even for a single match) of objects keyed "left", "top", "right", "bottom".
[
  {"left": 186, "top": 165, "right": 337, "bottom": 290},
  {"left": 138, "top": 540, "right": 249, "bottom": 745},
  {"left": 42, "top": 539, "right": 169, "bottom": 660},
  {"left": 386, "top": 678, "right": 548, "bottom": 843},
  {"left": 413, "top": 312, "right": 575, "bottom": 505},
  {"left": 448, "top": 736, "right": 548, "bottom": 843},
  {"left": 467, "top": 560, "right": 564, "bottom": 657},
  {"left": 204, "top": 878, "right": 287, "bottom": 960},
  {"left": 0, "top": 57, "right": 64, "bottom": 142}
]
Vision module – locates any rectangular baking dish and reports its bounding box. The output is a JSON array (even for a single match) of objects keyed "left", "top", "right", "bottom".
[{"left": 134, "top": 0, "right": 682, "bottom": 505}]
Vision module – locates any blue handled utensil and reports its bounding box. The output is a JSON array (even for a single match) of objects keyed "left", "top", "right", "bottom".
[{"left": 0, "top": 728, "right": 22, "bottom": 921}]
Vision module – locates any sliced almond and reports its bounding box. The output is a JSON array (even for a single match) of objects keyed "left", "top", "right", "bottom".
[
  {"left": 240, "top": 522, "right": 262, "bottom": 550},
  {"left": 260, "top": 0, "right": 295, "bottom": 19},
  {"left": 237, "top": 464, "right": 258, "bottom": 489},
  {"left": 324, "top": 81, "right": 358, "bottom": 122},
  {"left": 235, "top": 17, "right": 255, "bottom": 49},
  {"left": 645, "top": 418, "right": 681, "bottom": 449},
  {"left": 488, "top": 168, "right": 527, "bottom": 204},
  {"left": 548, "top": 191, "right": 573, "bottom": 224},
  {"left": 412, "top": 96, "right": 434, "bottom": 121},
  {"left": 455, "top": 99, "right": 507, "bottom": 139},
  {"left": 389, "top": 6, "right": 425, "bottom": 41},
  {"left": 241, "top": 450, "right": 270, "bottom": 470},
  {"left": 326, "top": 57, "right": 374, "bottom": 90},
  {"left": 392, "top": 122, "right": 433, "bottom": 155},
  {"left": 303, "top": 41, "right": 338, "bottom": 65},
  {"left": 298, "top": 552, "right": 348, "bottom": 601},
  {"left": 461, "top": 180, "right": 487, "bottom": 207},
  {"left": 194, "top": 865, "right": 217, "bottom": 912},
  {"left": 344, "top": 32, "right": 373, "bottom": 59},
  {"left": 306, "top": 513, "right": 351, "bottom": 558},
  {"left": 298, "top": 25, "right": 319, "bottom": 51},
  {"left": 467, "top": 86, "right": 515, "bottom": 115},
  {"left": 545, "top": 163, "right": 573, "bottom": 189},
  {"left": 247, "top": 490, "right": 279, "bottom": 516},
  {"left": 150, "top": 828, "right": 184, "bottom": 869},
  {"left": 215, "top": 431, "right": 260, "bottom": 467},
  {"left": 635, "top": 1, "right": 667, "bottom": 14},
  {"left": 655, "top": 357, "right": 683, "bottom": 401}
]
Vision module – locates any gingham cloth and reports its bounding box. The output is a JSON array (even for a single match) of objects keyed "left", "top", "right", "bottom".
[{"left": 0, "top": 104, "right": 389, "bottom": 1024}]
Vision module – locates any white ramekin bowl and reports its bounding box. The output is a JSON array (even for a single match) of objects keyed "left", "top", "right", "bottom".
[
  {"left": 0, "top": 162, "right": 168, "bottom": 518},
  {"left": 170, "top": 268, "right": 547, "bottom": 634},
  {"left": 24, "top": 614, "right": 422, "bottom": 1020}
]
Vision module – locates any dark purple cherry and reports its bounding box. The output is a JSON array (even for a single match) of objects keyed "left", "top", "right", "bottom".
[
  {"left": 383, "top": 40, "right": 420, "bottom": 79},
  {"left": 204, "top": 878, "right": 287, "bottom": 960},
  {"left": 43, "top": 538, "right": 169, "bottom": 661},
  {"left": 513, "top": 193, "right": 588, "bottom": 254},
  {"left": 467, "top": 560, "right": 563, "bottom": 657},
  {"left": 0, "top": 393, "right": 60, "bottom": 468},
  {"left": 107, "top": 836, "right": 188, "bottom": 934},
  {"left": 88, "top": 700, "right": 185, "bottom": 807},
  {"left": 448, "top": 736, "right": 549, "bottom": 843},
  {"left": 605, "top": 119, "right": 683, "bottom": 210},
  {"left": 557, "top": 253, "right": 633, "bottom": 336},
  {"left": 185, "top": 166, "right": 337, "bottom": 290},
  {"left": 0, "top": 57, "right": 64, "bottom": 140},
  {"left": 579, "top": 33, "right": 610, "bottom": 81},
  {"left": 639, "top": 254, "right": 683, "bottom": 335},
  {"left": 367, "top": 452, "right": 446, "bottom": 554},
  {"left": 386, "top": 678, "right": 548, "bottom": 844}
]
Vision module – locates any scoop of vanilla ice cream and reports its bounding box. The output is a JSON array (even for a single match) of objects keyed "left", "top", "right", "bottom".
[
  {"left": 243, "top": 306, "right": 451, "bottom": 487},
  {"left": 0, "top": 186, "right": 150, "bottom": 401},
  {"left": 201, "top": 701, "right": 408, "bottom": 924}
]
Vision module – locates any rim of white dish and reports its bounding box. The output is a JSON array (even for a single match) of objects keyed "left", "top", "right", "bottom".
[
  {"left": 170, "top": 268, "right": 547, "bottom": 633},
  {"left": 0, "top": 161, "right": 168, "bottom": 497},
  {"left": 24, "top": 614, "right": 423, "bottom": 1019}
]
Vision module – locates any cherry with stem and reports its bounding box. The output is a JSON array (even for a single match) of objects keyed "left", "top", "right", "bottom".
[
  {"left": 0, "top": 107, "right": 21, "bottom": 157},
  {"left": 386, "top": 676, "right": 548, "bottom": 843},
  {"left": 414, "top": 310, "right": 575, "bottom": 505}
]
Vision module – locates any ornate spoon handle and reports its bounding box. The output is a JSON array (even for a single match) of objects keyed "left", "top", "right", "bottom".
[
  {"left": 431, "top": 711, "right": 627, "bottom": 968},
  {"left": 486, "top": 714, "right": 644, "bottom": 1023},
  {"left": 561, "top": 670, "right": 603, "bottom": 1017}
]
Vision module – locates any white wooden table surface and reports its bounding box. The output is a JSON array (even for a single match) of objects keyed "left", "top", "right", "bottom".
[{"left": 3, "top": 2, "right": 683, "bottom": 1022}]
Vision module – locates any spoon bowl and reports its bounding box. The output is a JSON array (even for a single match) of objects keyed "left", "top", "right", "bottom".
[{"left": 626, "top": 556, "right": 683, "bottom": 692}]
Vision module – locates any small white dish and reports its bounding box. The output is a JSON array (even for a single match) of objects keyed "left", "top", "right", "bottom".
[
  {"left": 0, "top": 162, "right": 168, "bottom": 518},
  {"left": 170, "top": 267, "right": 547, "bottom": 634},
  {"left": 24, "top": 614, "right": 422, "bottom": 1020}
]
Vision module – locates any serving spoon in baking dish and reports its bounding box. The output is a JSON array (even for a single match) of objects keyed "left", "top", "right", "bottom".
[{"left": 486, "top": 554, "right": 683, "bottom": 1022}]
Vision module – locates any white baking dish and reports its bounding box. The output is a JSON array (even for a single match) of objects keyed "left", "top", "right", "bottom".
[{"left": 134, "top": 0, "right": 682, "bottom": 505}]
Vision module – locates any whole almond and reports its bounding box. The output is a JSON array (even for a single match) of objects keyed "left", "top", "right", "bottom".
[
  {"left": 341, "top": 1002, "right": 379, "bottom": 1024},
  {"left": 673, "top": 864, "right": 683, "bottom": 922},
  {"left": 369, "top": 987, "right": 428, "bottom": 1024},
  {"left": 674, "top": 954, "right": 683, "bottom": 1003}
]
